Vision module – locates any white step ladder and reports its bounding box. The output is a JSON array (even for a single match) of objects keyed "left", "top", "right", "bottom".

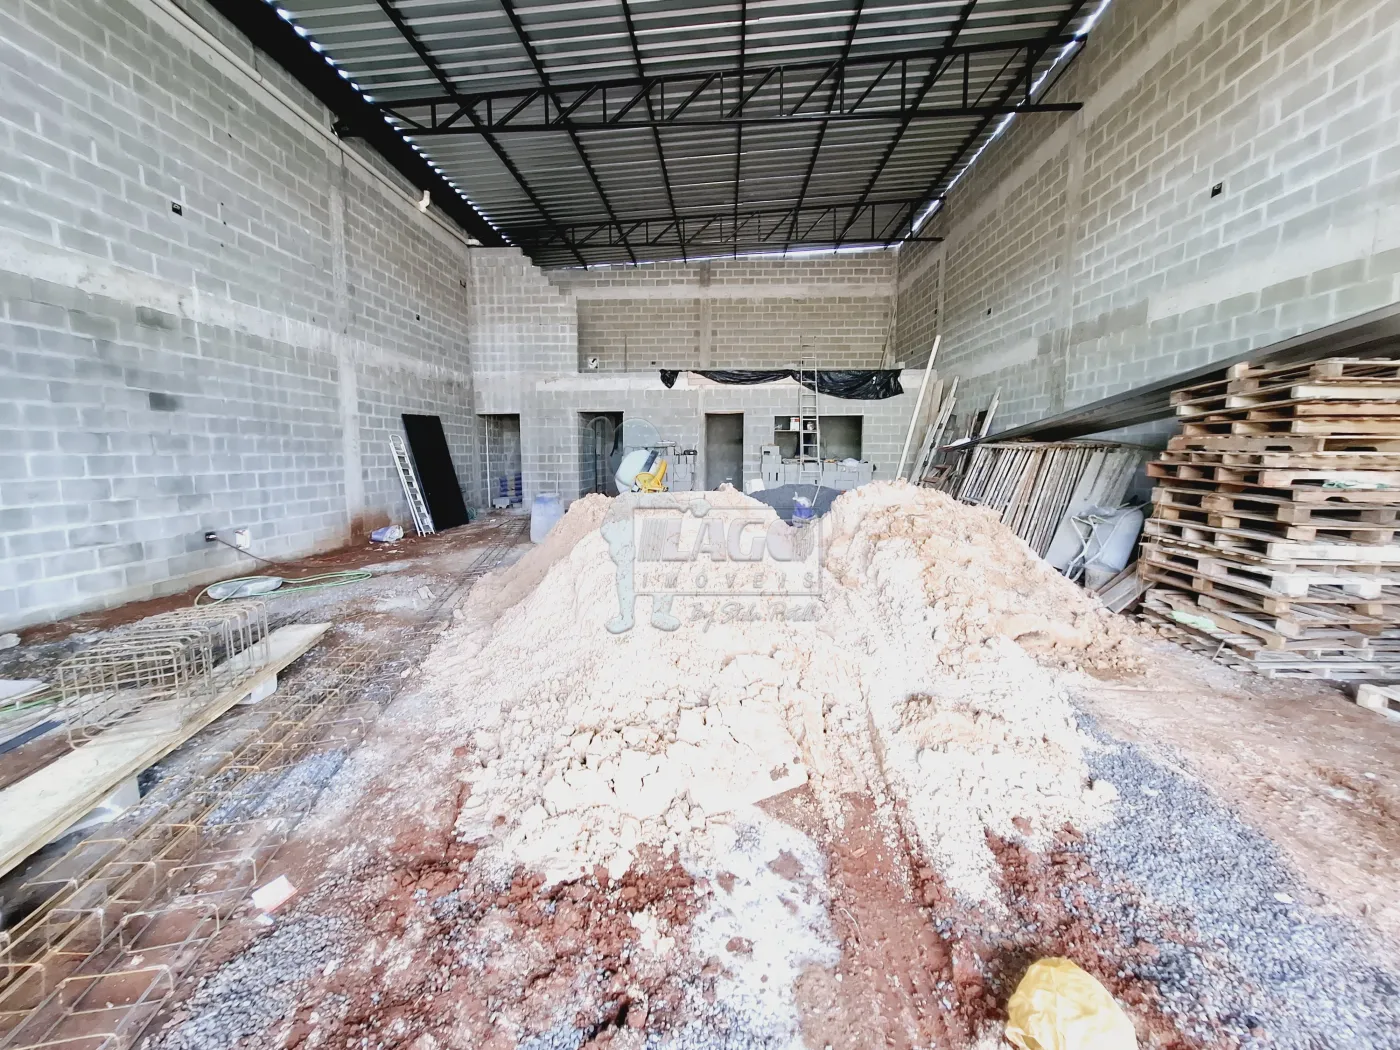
[
  {"left": 796, "top": 358, "right": 821, "bottom": 485},
  {"left": 390, "top": 434, "right": 436, "bottom": 535}
]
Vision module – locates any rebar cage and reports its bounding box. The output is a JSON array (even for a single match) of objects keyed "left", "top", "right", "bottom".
[{"left": 56, "top": 604, "right": 270, "bottom": 747}]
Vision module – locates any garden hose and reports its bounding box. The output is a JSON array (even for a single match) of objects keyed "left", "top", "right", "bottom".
[{"left": 194, "top": 570, "right": 373, "bottom": 605}]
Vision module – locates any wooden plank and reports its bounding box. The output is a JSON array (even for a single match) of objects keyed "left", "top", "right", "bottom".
[
  {"left": 0, "top": 622, "right": 329, "bottom": 879},
  {"left": 1098, "top": 561, "right": 1147, "bottom": 613}
]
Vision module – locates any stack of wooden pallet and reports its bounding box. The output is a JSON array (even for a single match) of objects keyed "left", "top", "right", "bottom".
[
  {"left": 955, "top": 441, "right": 1144, "bottom": 558},
  {"left": 1140, "top": 358, "right": 1400, "bottom": 679}
]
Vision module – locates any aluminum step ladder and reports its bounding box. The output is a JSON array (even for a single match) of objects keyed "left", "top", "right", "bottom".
[
  {"left": 796, "top": 358, "right": 822, "bottom": 485},
  {"left": 390, "top": 434, "right": 436, "bottom": 535}
]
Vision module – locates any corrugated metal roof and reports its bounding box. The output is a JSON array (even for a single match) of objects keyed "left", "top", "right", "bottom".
[{"left": 274, "top": 0, "right": 1101, "bottom": 266}]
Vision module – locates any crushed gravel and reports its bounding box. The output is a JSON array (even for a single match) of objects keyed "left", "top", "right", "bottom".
[
  {"left": 1070, "top": 713, "right": 1400, "bottom": 1049},
  {"left": 152, "top": 917, "right": 349, "bottom": 1050}
]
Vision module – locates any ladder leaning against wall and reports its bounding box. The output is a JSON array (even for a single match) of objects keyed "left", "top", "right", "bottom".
[
  {"left": 390, "top": 433, "right": 436, "bottom": 535},
  {"left": 796, "top": 358, "right": 822, "bottom": 485}
]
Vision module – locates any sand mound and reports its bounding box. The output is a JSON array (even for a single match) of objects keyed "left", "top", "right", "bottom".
[
  {"left": 468, "top": 492, "right": 612, "bottom": 619},
  {"left": 824, "top": 482, "right": 1140, "bottom": 672},
  {"left": 418, "top": 482, "right": 1139, "bottom": 905}
]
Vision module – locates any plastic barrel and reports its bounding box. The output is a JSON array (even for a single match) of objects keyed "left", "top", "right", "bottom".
[{"left": 530, "top": 492, "right": 563, "bottom": 543}]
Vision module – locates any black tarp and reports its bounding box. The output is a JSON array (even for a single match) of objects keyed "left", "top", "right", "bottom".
[{"left": 658, "top": 369, "right": 903, "bottom": 400}]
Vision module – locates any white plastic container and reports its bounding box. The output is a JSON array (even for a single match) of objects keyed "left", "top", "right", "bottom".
[{"left": 530, "top": 492, "right": 563, "bottom": 543}]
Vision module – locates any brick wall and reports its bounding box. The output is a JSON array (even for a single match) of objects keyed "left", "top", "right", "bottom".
[
  {"left": 0, "top": 0, "right": 478, "bottom": 630},
  {"left": 552, "top": 255, "right": 900, "bottom": 372},
  {"left": 896, "top": 0, "right": 1400, "bottom": 434}
]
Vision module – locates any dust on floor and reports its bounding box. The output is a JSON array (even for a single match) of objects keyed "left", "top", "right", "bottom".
[{"left": 131, "top": 487, "right": 1400, "bottom": 1050}]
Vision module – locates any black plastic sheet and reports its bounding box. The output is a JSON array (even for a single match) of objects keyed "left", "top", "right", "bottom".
[{"left": 658, "top": 369, "right": 903, "bottom": 400}]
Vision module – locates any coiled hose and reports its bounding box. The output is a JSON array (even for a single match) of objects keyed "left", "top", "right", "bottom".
[{"left": 194, "top": 570, "right": 373, "bottom": 605}]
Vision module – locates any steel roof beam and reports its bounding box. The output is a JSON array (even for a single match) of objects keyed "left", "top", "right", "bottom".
[
  {"left": 200, "top": 0, "right": 504, "bottom": 247},
  {"left": 344, "top": 34, "right": 1081, "bottom": 133},
  {"left": 833, "top": 0, "right": 981, "bottom": 246},
  {"left": 495, "top": 0, "right": 638, "bottom": 264},
  {"left": 897, "top": 0, "right": 1092, "bottom": 243},
  {"left": 510, "top": 199, "right": 942, "bottom": 251},
  {"left": 732, "top": 0, "right": 747, "bottom": 257},
  {"left": 363, "top": 102, "right": 1079, "bottom": 134},
  {"left": 368, "top": 0, "right": 586, "bottom": 265},
  {"left": 785, "top": 0, "right": 866, "bottom": 250},
  {"left": 619, "top": 0, "right": 687, "bottom": 261}
]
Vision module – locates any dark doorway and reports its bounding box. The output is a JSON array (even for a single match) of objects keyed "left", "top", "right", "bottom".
[
  {"left": 580, "top": 412, "right": 624, "bottom": 495},
  {"left": 704, "top": 413, "right": 744, "bottom": 490},
  {"left": 482, "top": 413, "right": 522, "bottom": 506},
  {"left": 401, "top": 414, "right": 469, "bottom": 529}
]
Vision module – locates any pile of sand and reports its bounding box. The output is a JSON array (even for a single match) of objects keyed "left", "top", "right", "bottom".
[{"left": 416, "top": 481, "right": 1136, "bottom": 904}]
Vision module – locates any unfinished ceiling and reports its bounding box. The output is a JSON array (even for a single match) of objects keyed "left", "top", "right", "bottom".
[{"left": 228, "top": 0, "right": 1097, "bottom": 267}]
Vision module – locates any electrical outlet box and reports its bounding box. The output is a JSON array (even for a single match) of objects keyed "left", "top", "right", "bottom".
[{"left": 234, "top": 528, "right": 251, "bottom": 550}]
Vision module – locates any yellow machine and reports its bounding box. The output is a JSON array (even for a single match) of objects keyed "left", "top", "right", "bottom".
[
  {"left": 616, "top": 448, "right": 669, "bottom": 492},
  {"left": 636, "top": 458, "right": 668, "bottom": 492}
]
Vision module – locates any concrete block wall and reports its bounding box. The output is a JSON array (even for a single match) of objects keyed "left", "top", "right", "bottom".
[
  {"left": 552, "top": 255, "right": 899, "bottom": 372},
  {"left": 464, "top": 251, "right": 918, "bottom": 506},
  {"left": 893, "top": 244, "right": 941, "bottom": 367},
  {"left": 896, "top": 0, "right": 1400, "bottom": 434},
  {"left": 0, "top": 0, "right": 478, "bottom": 630},
  {"left": 468, "top": 248, "right": 577, "bottom": 381},
  {"left": 524, "top": 376, "right": 913, "bottom": 503}
]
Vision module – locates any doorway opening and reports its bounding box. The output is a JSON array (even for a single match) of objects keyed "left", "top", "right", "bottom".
[
  {"left": 704, "top": 413, "right": 744, "bottom": 490},
  {"left": 481, "top": 413, "right": 522, "bottom": 506},
  {"left": 580, "top": 412, "right": 624, "bottom": 495}
]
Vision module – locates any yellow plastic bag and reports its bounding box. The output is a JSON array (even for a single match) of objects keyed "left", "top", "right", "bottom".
[{"left": 1004, "top": 958, "right": 1138, "bottom": 1050}]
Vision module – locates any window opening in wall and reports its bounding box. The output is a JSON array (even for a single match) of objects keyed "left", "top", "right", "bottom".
[
  {"left": 704, "top": 413, "right": 744, "bottom": 490},
  {"left": 481, "top": 413, "right": 522, "bottom": 508},
  {"left": 821, "top": 416, "right": 863, "bottom": 461},
  {"left": 772, "top": 415, "right": 862, "bottom": 461},
  {"left": 580, "top": 412, "right": 624, "bottom": 495}
]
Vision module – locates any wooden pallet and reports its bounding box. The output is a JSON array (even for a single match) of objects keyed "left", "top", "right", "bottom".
[
  {"left": 1140, "top": 539, "right": 1400, "bottom": 599},
  {"left": 1147, "top": 473, "right": 1400, "bottom": 505},
  {"left": 1355, "top": 683, "right": 1400, "bottom": 716},
  {"left": 1167, "top": 433, "right": 1400, "bottom": 453},
  {"left": 1158, "top": 448, "right": 1400, "bottom": 470},
  {"left": 1144, "top": 588, "right": 1374, "bottom": 650},
  {"left": 1151, "top": 485, "right": 1400, "bottom": 526},
  {"left": 1147, "top": 459, "right": 1400, "bottom": 490},
  {"left": 1180, "top": 415, "right": 1400, "bottom": 437},
  {"left": 1143, "top": 517, "right": 1400, "bottom": 562},
  {"left": 1141, "top": 610, "right": 1400, "bottom": 680},
  {"left": 1172, "top": 360, "right": 1400, "bottom": 415},
  {"left": 1150, "top": 359, "right": 1400, "bottom": 679},
  {"left": 1151, "top": 497, "right": 1400, "bottom": 543},
  {"left": 1140, "top": 564, "right": 1392, "bottom": 629}
]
